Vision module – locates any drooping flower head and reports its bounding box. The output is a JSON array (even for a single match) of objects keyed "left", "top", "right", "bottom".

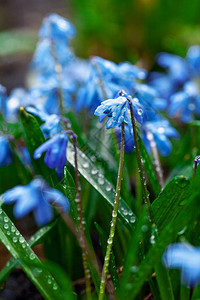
[
  {"left": 94, "top": 91, "right": 143, "bottom": 131},
  {"left": 2, "top": 177, "right": 69, "bottom": 226},
  {"left": 163, "top": 243, "right": 200, "bottom": 287},
  {"left": 34, "top": 133, "right": 68, "bottom": 177}
]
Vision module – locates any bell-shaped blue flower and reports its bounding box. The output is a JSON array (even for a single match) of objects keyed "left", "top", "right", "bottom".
[
  {"left": 39, "top": 13, "right": 76, "bottom": 43},
  {"left": 94, "top": 93, "right": 143, "bottom": 131},
  {"left": 0, "top": 136, "right": 13, "bottom": 167},
  {"left": 168, "top": 81, "right": 200, "bottom": 123},
  {"left": 2, "top": 177, "right": 69, "bottom": 226},
  {"left": 142, "top": 119, "right": 179, "bottom": 156},
  {"left": 163, "top": 243, "right": 200, "bottom": 287},
  {"left": 34, "top": 133, "right": 68, "bottom": 177}
]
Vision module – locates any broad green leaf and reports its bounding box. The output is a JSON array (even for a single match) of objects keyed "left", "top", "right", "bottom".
[
  {"left": 67, "top": 142, "right": 136, "bottom": 232},
  {"left": 152, "top": 175, "right": 191, "bottom": 232},
  {"left": 0, "top": 218, "right": 58, "bottom": 284},
  {"left": 119, "top": 171, "right": 200, "bottom": 299},
  {"left": 0, "top": 204, "right": 65, "bottom": 300},
  {"left": 138, "top": 135, "right": 161, "bottom": 197}
]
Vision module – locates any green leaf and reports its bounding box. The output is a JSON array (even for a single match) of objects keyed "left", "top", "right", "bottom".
[
  {"left": 120, "top": 171, "right": 200, "bottom": 299},
  {"left": 0, "top": 30, "right": 36, "bottom": 57},
  {"left": 95, "top": 222, "right": 119, "bottom": 290},
  {"left": 152, "top": 175, "right": 191, "bottom": 232},
  {"left": 20, "top": 108, "right": 62, "bottom": 188},
  {"left": 0, "top": 219, "right": 58, "bottom": 284},
  {"left": 64, "top": 167, "right": 78, "bottom": 225},
  {"left": 0, "top": 204, "right": 65, "bottom": 299},
  {"left": 138, "top": 135, "right": 161, "bottom": 197},
  {"left": 67, "top": 142, "right": 136, "bottom": 232}
]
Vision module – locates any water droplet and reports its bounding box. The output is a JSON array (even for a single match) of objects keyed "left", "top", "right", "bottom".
[
  {"left": 123, "top": 210, "right": 128, "bottom": 216},
  {"left": 13, "top": 237, "right": 17, "bottom": 243},
  {"left": 4, "top": 217, "right": 9, "bottom": 223},
  {"left": 47, "top": 278, "right": 52, "bottom": 285},
  {"left": 91, "top": 155, "right": 96, "bottom": 162},
  {"left": 150, "top": 235, "right": 155, "bottom": 245},
  {"left": 106, "top": 185, "right": 112, "bottom": 192},
  {"left": 83, "top": 162, "right": 89, "bottom": 168},
  {"left": 138, "top": 109, "right": 143, "bottom": 115},
  {"left": 108, "top": 238, "right": 112, "bottom": 244},
  {"left": 11, "top": 226, "right": 15, "bottom": 233},
  {"left": 19, "top": 236, "right": 25, "bottom": 244},
  {"left": 7, "top": 245, "right": 10, "bottom": 251},
  {"left": 33, "top": 268, "right": 42, "bottom": 277},
  {"left": 29, "top": 253, "right": 35, "bottom": 260},
  {"left": 128, "top": 211, "right": 133, "bottom": 216},
  {"left": 22, "top": 243, "right": 26, "bottom": 249},
  {"left": 16, "top": 231, "right": 20, "bottom": 236},
  {"left": 91, "top": 168, "right": 98, "bottom": 175},
  {"left": 130, "top": 265, "right": 138, "bottom": 273},
  {"left": 98, "top": 177, "right": 104, "bottom": 185},
  {"left": 141, "top": 225, "right": 148, "bottom": 232},
  {"left": 53, "top": 283, "right": 58, "bottom": 290},
  {"left": 178, "top": 226, "right": 187, "bottom": 235},
  {"left": 130, "top": 216, "right": 136, "bottom": 223},
  {"left": 7, "top": 231, "right": 10, "bottom": 235},
  {"left": 112, "top": 211, "right": 117, "bottom": 218},
  {"left": 4, "top": 224, "right": 9, "bottom": 229}
]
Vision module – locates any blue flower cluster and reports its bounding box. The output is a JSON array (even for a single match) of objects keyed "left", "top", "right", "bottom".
[
  {"left": 2, "top": 177, "right": 69, "bottom": 225},
  {"left": 149, "top": 46, "right": 200, "bottom": 122},
  {"left": 163, "top": 243, "right": 200, "bottom": 287}
]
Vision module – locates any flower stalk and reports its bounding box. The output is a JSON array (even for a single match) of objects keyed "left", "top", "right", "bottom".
[
  {"left": 99, "top": 122, "right": 125, "bottom": 300},
  {"left": 128, "top": 99, "right": 154, "bottom": 223},
  {"left": 68, "top": 131, "right": 92, "bottom": 299}
]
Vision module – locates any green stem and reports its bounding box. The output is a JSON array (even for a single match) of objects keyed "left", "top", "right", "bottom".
[
  {"left": 128, "top": 100, "right": 154, "bottom": 223},
  {"left": 50, "top": 41, "right": 64, "bottom": 115},
  {"left": 99, "top": 122, "right": 125, "bottom": 300}
]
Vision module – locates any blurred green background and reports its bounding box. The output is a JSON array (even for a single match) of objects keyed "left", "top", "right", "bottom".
[{"left": 0, "top": 0, "right": 200, "bottom": 89}]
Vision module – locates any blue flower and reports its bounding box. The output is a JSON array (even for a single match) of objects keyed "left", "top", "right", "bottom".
[
  {"left": 2, "top": 177, "right": 69, "bottom": 226},
  {"left": 94, "top": 93, "right": 143, "bottom": 130},
  {"left": 133, "top": 82, "right": 167, "bottom": 111},
  {"left": 156, "top": 52, "right": 190, "bottom": 85},
  {"left": 39, "top": 13, "right": 76, "bottom": 43},
  {"left": 75, "top": 56, "right": 147, "bottom": 113},
  {"left": 168, "top": 81, "right": 200, "bottom": 123},
  {"left": 163, "top": 243, "right": 200, "bottom": 287},
  {"left": 34, "top": 134, "right": 68, "bottom": 177},
  {"left": 186, "top": 45, "right": 200, "bottom": 76},
  {"left": 0, "top": 136, "right": 13, "bottom": 167},
  {"left": 142, "top": 119, "right": 179, "bottom": 156},
  {"left": 31, "top": 39, "right": 74, "bottom": 75}
]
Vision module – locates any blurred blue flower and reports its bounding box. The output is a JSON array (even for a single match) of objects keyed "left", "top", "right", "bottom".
[
  {"left": 163, "top": 243, "right": 200, "bottom": 287},
  {"left": 31, "top": 39, "right": 74, "bottom": 75},
  {"left": 39, "top": 13, "right": 76, "bottom": 43},
  {"left": 168, "top": 81, "right": 200, "bottom": 123},
  {"left": 148, "top": 72, "right": 177, "bottom": 101},
  {"left": 94, "top": 93, "right": 143, "bottom": 130},
  {"left": 156, "top": 52, "right": 190, "bottom": 86},
  {"left": 5, "top": 88, "right": 33, "bottom": 122},
  {"left": 142, "top": 120, "right": 179, "bottom": 156},
  {"left": 0, "top": 136, "right": 13, "bottom": 167},
  {"left": 133, "top": 82, "right": 167, "bottom": 111},
  {"left": 186, "top": 45, "right": 200, "bottom": 76},
  {"left": 34, "top": 133, "right": 68, "bottom": 177},
  {"left": 2, "top": 177, "right": 69, "bottom": 226},
  {"left": 75, "top": 56, "right": 147, "bottom": 113}
]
